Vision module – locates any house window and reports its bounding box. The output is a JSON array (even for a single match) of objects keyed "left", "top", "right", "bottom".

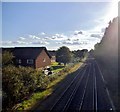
[
  {"left": 43, "top": 58, "right": 46, "bottom": 62},
  {"left": 17, "top": 59, "right": 21, "bottom": 64},
  {"left": 27, "top": 59, "right": 33, "bottom": 64}
]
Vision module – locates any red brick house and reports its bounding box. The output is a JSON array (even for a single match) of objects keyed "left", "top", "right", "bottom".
[{"left": 3, "top": 47, "right": 52, "bottom": 69}]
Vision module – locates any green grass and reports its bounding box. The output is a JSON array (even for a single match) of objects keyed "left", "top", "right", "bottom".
[
  {"left": 16, "top": 89, "right": 52, "bottom": 111},
  {"left": 51, "top": 62, "right": 65, "bottom": 73},
  {"left": 52, "top": 66, "right": 64, "bottom": 73},
  {"left": 15, "top": 61, "right": 86, "bottom": 111},
  {"left": 51, "top": 62, "right": 59, "bottom": 66}
]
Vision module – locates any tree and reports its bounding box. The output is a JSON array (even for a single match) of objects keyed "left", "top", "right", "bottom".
[
  {"left": 56, "top": 46, "right": 72, "bottom": 65},
  {"left": 2, "top": 51, "right": 14, "bottom": 67},
  {"left": 73, "top": 49, "right": 88, "bottom": 58}
]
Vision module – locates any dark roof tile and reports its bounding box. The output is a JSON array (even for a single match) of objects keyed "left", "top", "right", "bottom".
[{"left": 2, "top": 47, "right": 51, "bottom": 59}]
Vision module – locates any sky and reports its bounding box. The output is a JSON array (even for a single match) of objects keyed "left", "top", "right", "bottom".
[{"left": 1, "top": 1, "right": 119, "bottom": 51}]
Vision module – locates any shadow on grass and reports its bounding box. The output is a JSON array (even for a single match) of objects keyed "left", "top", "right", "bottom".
[{"left": 52, "top": 66, "right": 64, "bottom": 70}]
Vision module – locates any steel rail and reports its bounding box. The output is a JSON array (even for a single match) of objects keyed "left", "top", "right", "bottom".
[
  {"left": 78, "top": 63, "right": 92, "bottom": 111},
  {"left": 49, "top": 64, "right": 87, "bottom": 112},
  {"left": 93, "top": 62, "right": 95, "bottom": 111},
  {"left": 95, "top": 60, "right": 116, "bottom": 112},
  {"left": 61, "top": 64, "right": 90, "bottom": 112},
  {"left": 94, "top": 61, "right": 98, "bottom": 112}
]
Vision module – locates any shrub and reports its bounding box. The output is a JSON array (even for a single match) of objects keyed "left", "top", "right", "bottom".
[
  {"left": 2, "top": 51, "right": 14, "bottom": 67},
  {"left": 2, "top": 65, "right": 46, "bottom": 110},
  {"left": 2, "top": 65, "right": 24, "bottom": 108}
]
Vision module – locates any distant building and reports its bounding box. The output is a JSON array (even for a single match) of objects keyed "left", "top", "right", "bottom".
[
  {"left": 2, "top": 47, "right": 52, "bottom": 69},
  {"left": 48, "top": 51, "right": 56, "bottom": 62}
]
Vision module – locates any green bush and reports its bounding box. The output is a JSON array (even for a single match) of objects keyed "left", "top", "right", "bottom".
[
  {"left": 2, "top": 65, "right": 24, "bottom": 108},
  {"left": 2, "top": 65, "right": 46, "bottom": 110},
  {"left": 18, "top": 66, "right": 37, "bottom": 93},
  {"left": 2, "top": 51, "right": 14, "bottom": 67},
  {"left": 35, "top": 71, "right": 49, "bottom": 90}
]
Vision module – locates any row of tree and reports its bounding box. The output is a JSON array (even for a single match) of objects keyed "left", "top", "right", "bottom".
[
  {"left": 94, "top": 17, "right": 118, "bottom": 64},
  {"left": 56, "top": 46, "right": 88, "bottom": 65}
]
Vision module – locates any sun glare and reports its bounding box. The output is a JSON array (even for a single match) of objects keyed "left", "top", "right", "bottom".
[{"left": 105, "top": 0, "right": 118, "bottom": 22}]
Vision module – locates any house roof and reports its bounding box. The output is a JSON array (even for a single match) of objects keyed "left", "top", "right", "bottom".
[
  {"left": 2, "top": 47, "right": 52, "bottom": 59},
  {"left": 48, "top": 51, "right": 56, "bottom": 56}
]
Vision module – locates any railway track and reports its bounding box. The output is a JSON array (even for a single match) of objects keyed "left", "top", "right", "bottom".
[
  {"left": 35, "top": 58, "right": 116, "bottom": 111},
  {"left": 49, "top": 59, "right": 91, "bottom": 112},
  {"left": 63, "top": 63, "right": 91, "bottom": 112},
  {"left": 49, "top": 62, "right": 90, "bottom": 112},
  {"left": 94, "top": 60, "right": 116, "bottom": 112}
]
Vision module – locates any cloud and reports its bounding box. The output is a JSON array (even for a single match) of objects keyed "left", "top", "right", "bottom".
[
  {"left": 2, "top": 40, "right": 29, "bottom": 46},
  {"left": 55, "top": 34, "right": 67, "bottom": 38},
  {"left": 51, "top": 35, "right": 57, "bottom": 39},
  {"left": 2, "top": 41, "right": 12, "bottom": 45},
  {"left": 62, "top": 38, "right": 84, "bottom": 46},
  {"left": 73, "top": 39, "right": 79, "bottom": 41},
  {"left": 19, "top": 37, "right": 25, "bottom": 40},
  {"left": 50, "top": 33, "right": 67, "bottom": 41},
  {"left": 14, "top": 41, "right": 28, "bottom": 44},
  {"left": 29, "top": 35, "right": 41, "bottom": 40},
  {"left": 90, "top": 34, "right": 102, "bottom": 38},
  {"left": 49, "top": 29, "right": 102, "bottom": 50},
  {"left": 101, "top": 28, "right": 106, "bottom": 33},
  {"left": 41, "top": 32, "right": 46, "bottom": 35},
  {"left": 31, "top": 41, "right": 49, "bottom": 45},
  {"left": 56, "top": 42, "right": 62, "bottom": 44},
  {"left": 2, "top": 34, "right": 49, "bottom": 47},
  {"left": 2, "top": 28, "right": 103, "bottom": 50},
  {"left": 62, "top": 41, "right": 73, "bottom": 45},
  {"left": 67, "top": 38, "right": 71, "bottom": 41},
  {"left": 74, "top": 30, "right": 83, "bottom": 35},
  {"left": 44, "top": 37, "right": 50, "bottom": 40}
]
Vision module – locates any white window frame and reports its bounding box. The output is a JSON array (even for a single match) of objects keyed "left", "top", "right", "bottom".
[
  {"left": 17, "top": 59, "right": 21, "bottom": 64},
  {"left": 27, "top": 59, "right": 33, "bottom": 64},
  {"left": 43, "top": 58, "right": 46, "bottom": 62}
]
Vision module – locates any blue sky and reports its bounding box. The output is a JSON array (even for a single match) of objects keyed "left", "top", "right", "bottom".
[{"left": 2, "top": 1, "right": 118, "bottom": 50}]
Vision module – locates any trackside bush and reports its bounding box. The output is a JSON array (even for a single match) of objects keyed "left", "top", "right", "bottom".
[{"left": 2, "top": 65, "right": 50, "bottom": 111}]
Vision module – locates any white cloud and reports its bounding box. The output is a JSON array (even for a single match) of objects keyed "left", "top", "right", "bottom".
[
  {"left": 44, "top": 36, "right": 50, "bottom": 40},
  {"left": 56, "top": 42, "right": 62, "bottom": 44},
  {"left": 41, "top": 32, "right": 46, "bottom": 35},
  {"left": 74, "top": 30, "right": 83, "bottom": 35},
  {"left": 2, "top": 41, "right": 12, "bottom": 45},
  {"left": 15, "top": 41, "right": 28, "bottom": 44},
  {"left": 29, "top": 35, "right": 41, "bottom": 39},
  {"left": 31, "top": 41, "right": 49, "bottom": 45},
  {"left": 19, "top": 37, "right": 25, "bottom": 40},
  {"left": 2, "top": 21, "right": 105, "bottom": 50},
  {"left": 46, "top": 29, "right": 102, "bottom": 50},
  {"left": 90, "top": 34, "right": 102, "bottom": 38},
  {"left": 2, "top": 40, "right": 29, "bottom": 46},
  {"left": 50, "top": 33, "right": 67, "bottom": 41}
]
